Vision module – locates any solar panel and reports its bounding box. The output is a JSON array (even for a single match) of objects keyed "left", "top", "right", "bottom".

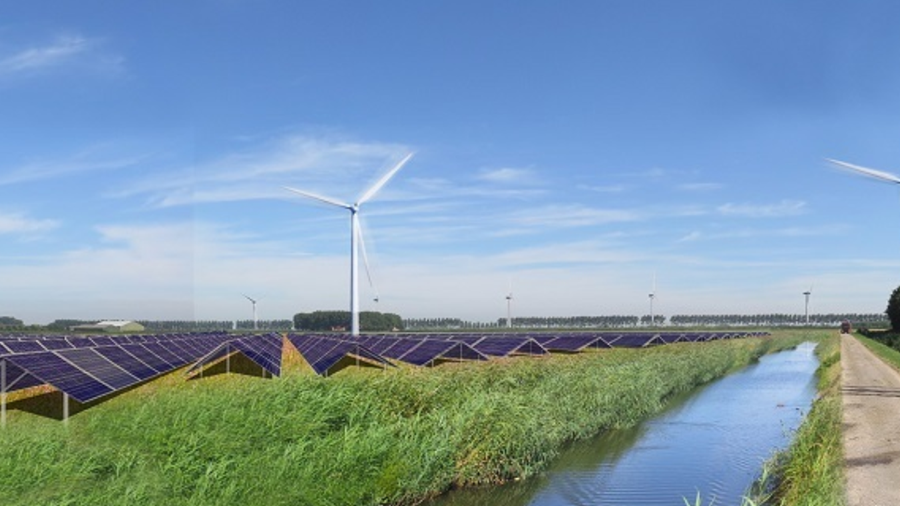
[
  {"left": 398, "top": 339, "right": 487, "bottom": 366},
  {"left": 5, "top": 352, "right": 114, "bottom": 403},
  {"left": 57, "top": 348, "right": 140, "bottom": 390},
  {"left": 609, "top": 334, "right": 664, "bottom": 348},
  {"left": 230, "top": 334, "right": 283, "bottom": 376},
  {"left": 161, "top": 340, "right": 200, "bottom": 362},
  {"left": 142, "top": 342, "right": 188, "bottom": 367},
  {"left": 542, "top": 335, "right": 605, "bottom": 352},
  {"left": 0, "top": 359, "right": 44, "bottom": 393},
  {"left": 89, "top": 336, "right": 116, "bottom": 347},
  {"left": 472, "top": 337, "right": 548, "bottom": 356},
  {"left": 67, "top": 338, "right": 97, "bottom": 348},
  {"left": 380, "top": 338, "right": 423, "bottom": 359},
  {"left": 92, "top": 346, "right": 159, "bottom": 381},
  {"left": 3, "top": 340, "right": 47, "bottom": 354},
  {"left": 38, "top": 339, "right": 74, "bottom": 351},
  {"left": 119, "top": 344, "right": 172, "bottom": 373},
  {"left": 287, "top": 334, "right": 390, "bottom": 376}
]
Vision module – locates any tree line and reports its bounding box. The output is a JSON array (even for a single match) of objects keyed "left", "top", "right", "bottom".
[{"left": 293, "top": 311, "right": 404, "bottom": 332}]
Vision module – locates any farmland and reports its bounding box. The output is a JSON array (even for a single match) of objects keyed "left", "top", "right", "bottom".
[{"left": 0, "top": 331, "right": 813, "bottom": 506}]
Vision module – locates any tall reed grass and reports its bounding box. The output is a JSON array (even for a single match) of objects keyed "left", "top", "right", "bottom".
[{"left": 0, "top": 335, "right": 804, "bottom": 506}]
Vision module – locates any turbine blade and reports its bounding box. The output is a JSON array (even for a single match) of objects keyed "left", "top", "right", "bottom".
[
  {"left": 283, "top": 186, "right": 352, "bottom": 209},
  {"left": 242, "top": 293, "right": 256, "bottom": 303},
  {"left": 356, "top": 222, "right": 377, "bottom": 295},
  {"left": 827, "top": 159, "right": 900, "bottom": 184},
  {"left": 357, "top": 152, "right": 414, "bottom": 205}
]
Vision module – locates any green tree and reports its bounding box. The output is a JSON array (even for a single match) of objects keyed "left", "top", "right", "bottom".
[{"left": 887, "top": 285, "right": 900, "bottom": 331}]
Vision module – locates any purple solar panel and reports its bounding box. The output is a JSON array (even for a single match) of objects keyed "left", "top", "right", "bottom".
[
  {"left": 92, "top": 346, "right": 159, "bottom": 381},
  {"left": 57, "top": 348, "right": 140, "bottom": 390},
  {"left": 5, "top": 352, "right": 114, "bottom": 403},
  {"left": 143, "top": 342, "right": 188, "bottom": 367},
  {"left": 542, "top": 335, "right": 605, "bottom": 352},
  {"left": 38, "top": 339, "right": 74, "bottom": 351},
  {"left": 609, "top": 334, "right": 664, "bottom": 348},
  {"left": 2, "top": 340, "right": 47, "bottom": 354},
  {"left": 287, "top": 334, "right": 390, "bottom": 376},
  {"left": 0, "top": 359, "right": 44, "bottom": 393},
  {"left": 119, "top": 344, "right": 172, "bottom": 373},
  {"left": 472, "top": 337, "right": 548, "bottom": 357},
  {"left": 380, "top": 338, "right": 423, "bottom": 359},
  {"left": 398, "top": 339, "right": 487, "bottom": 366}
]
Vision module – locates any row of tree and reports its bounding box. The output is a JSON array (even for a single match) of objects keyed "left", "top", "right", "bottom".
[
  {"left": 0, "top": 316, "right": 24, "bottom": 329},
  {"left": 293, "top": 311, "right": 404, "bottom": 332},
  {"left": 406, "top": 313, "right": 888, "bottom": 330},
  {"left": 4, "top": 308, "right": 889, "bottom": 334}
]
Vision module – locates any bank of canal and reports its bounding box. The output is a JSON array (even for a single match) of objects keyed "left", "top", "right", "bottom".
[{"left": 429, "top": 342, "right": 819, "bottom": 506}]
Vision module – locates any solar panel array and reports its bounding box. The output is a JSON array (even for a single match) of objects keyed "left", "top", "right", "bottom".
[
  {"left": 287, "top": 334, "right": 396, "bottom": 376},
  {"left": 187, "top": 333, "right": 284, "bottom": 377},
  {"left": 1, "top": 330, "right": 771, "bottom": 401},
  {"left": 285, "top": 331, "right": 768, "bottom": 376},
  {"left": 1, "top": 332, "right": 232, "bottom": 403}
]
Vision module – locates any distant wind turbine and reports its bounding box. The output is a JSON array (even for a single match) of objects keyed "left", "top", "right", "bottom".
[
  {"left": 506, "top": 279, "right": 514, "bottom": 329},
  {"left": 648, "top": 273, "right": 657, "bottom": 327},
  {"left": 242, "top": 294, "right": 259, "bottom": 331},
  {"left": 803, "top": 285, "right": 812, "bottom": 325},
  {"left": 827, "top": 159, "right": 900, "bottom": 185},
  {"left": 284, "top": 153, "right": 413, "bottom": 336}
]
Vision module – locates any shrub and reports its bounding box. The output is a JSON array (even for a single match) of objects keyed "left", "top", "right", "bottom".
[{"left": 887, "top": 285, "right": 900, "bottom": 331}]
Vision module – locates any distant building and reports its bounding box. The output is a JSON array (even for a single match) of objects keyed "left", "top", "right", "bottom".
[{"left": 70, "top": 320, "right": 146, "bottom": 333}]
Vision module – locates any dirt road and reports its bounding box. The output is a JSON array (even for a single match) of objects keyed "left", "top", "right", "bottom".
[{"left": 842, "top": 334, "right": 900, "bottom": 506}]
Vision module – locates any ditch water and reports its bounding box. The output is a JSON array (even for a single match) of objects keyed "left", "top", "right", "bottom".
[{"left": 429, "top": 342, "right": 819, "bottom": 506}]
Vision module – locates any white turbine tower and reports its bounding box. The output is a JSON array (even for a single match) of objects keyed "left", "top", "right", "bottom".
[
  {"left": 803, "top": 285, "right": 812, "bottom": 325},
  {"left": 284, "top": 153, "right": 413, "bottom": 336},
  {"left": 828, "top": 159, "right": 900, "bottom": 185},
  {"left": 505, "top": 280, "right": 514, "bottom": 329},
  {"left": 648, "top": 273, "right": 656, "bottom": 328},
  {"left": 242, "top": 294, "right": 259, "bottom": 331}
]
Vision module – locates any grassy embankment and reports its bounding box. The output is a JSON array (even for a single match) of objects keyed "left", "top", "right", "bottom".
[
  {"left": 752, "top": 332, "right": 843, "bottom": 506},
  {"left": 0, "top": 333, "right": 806, "bottom": 506}
]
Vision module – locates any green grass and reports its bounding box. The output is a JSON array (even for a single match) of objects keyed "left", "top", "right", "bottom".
[
  {"left": 0, "top": 333, "right": 807, "bottom": 506},
  {"left": 761, "top": 332, "right": 843, "bottom": 506},
  {"left": 856, "top": 333, "right": 900, "bottom": 370}
]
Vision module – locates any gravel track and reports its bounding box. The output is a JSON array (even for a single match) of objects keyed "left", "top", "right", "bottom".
[{"left": 842, "top": 334, "right": 900, "bottom": 506}]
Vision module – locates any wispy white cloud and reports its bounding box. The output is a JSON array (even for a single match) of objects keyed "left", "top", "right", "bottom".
[
  {"left": 0, "top": 34, "right": 124, "bottom": 78},
  {"left": 677, "top": 182, "right": 723, "bottom": 192},
  {"left": 477, "top": 167, "right": 537, "bottom": 184},
  {"left": 508, "top": 204, "right": 641, "bottom": 228},
  {"left": 677, "top": 231, "right": 702, "bottom": 242},
  {"left": 0, "top": 146, "right": 144, "bottom": 186},
  {"left": 112, "top": 135, "right": 411, "bottom": 208},
  {"left": 579, "top": 183, "right": 628, "bottom": 193},
  {"left": 0, "top": 212, "right": 59, "bottom": 235},
  {"left": 717, "top": 199, "right": 807, "bottom": 218}
]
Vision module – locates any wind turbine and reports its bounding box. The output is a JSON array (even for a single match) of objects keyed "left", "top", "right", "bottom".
[
  {"left": 505, "top": 280, "right": 514, "bottom": 329},
  {"left": 242, "top": 294, "right": 259, "bottom": 331},
  {"left": 827, "top": 159, "right": 900, "bottom": 185},
  {"left": 284, "top": 153, "right": 413, "bottom": 336},
  {"left": 803, "top": 285, "right": 812, "bottom": 325},
  {"left": 648, "top": 273, "right": 656, "bottom": 327}
]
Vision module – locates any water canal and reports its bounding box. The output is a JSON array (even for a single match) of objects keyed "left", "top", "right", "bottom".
[{"left": 429, "top": 342, "right": 819, "bottom": 506}]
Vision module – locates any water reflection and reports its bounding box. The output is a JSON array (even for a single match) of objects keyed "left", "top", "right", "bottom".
[{"left": 430, "top": 343, "right": 818, "bottom": 506}]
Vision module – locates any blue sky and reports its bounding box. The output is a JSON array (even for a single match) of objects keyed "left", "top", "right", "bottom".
[{"left": 2, "top": 1, "right": 899, "bottom": 325}]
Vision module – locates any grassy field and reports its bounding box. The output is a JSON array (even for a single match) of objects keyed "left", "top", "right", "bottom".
[{"left": 0, "top": 332, "right": 808, "bottom": 506}]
